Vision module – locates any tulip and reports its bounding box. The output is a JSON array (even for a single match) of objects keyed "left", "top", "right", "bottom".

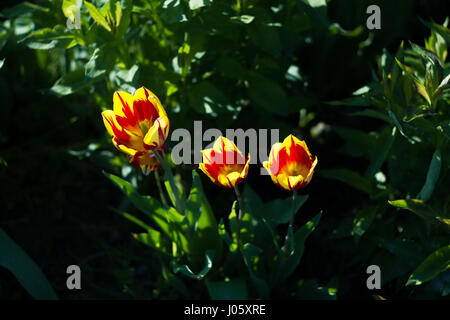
[
  {"left": 102, "top": 86, "right": 170, "bottom": 157},
  {"left": 199, "top": 136, "right": 251, "bottom": 248},
  {"left": 263, "top": 134, "right": 318, "bottom": 191},
  {"left": 199, "top": 137, "right": 250, "bottom": 188},
  {"left": 263, "top": 134, "right": 318, "bottom": 254},
  {"left": 128, "top": 150, "right": 160, "bottom": 175}
]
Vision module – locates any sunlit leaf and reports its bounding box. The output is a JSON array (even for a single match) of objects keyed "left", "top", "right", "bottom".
[
  {"left": 172, "top": 250, "right": 215, "bottom": 279},
  {"left": 84, "top": 1, "right": 112, "bottom": 31},
  {"left": 406, "top": 245, "right": 450, "bottom": 286}
]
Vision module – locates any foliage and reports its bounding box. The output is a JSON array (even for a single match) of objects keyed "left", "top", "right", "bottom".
[{"left": 0, "top": 0, "right": 449, "bottom": 300}]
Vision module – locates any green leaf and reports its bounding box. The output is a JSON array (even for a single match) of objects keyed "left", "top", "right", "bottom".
[
  {"left": 115, "top": 0, "right": 132, "bottom": 39},
  {"left": 296, "top": 279, "right": 337, "bottom": 300},
  {"left": 160, "top": 0, "right": 187, "bottom": 24},
  {"left": 0, "top": 228, "right": 57, "bottom": 300},
  {"left": 161, "top": 263, "right": 188, "bottom": 296},
  {"left": 0, "top": 1, "right": 49, "bottom": 18},
  {"left": 47, "top": 69, "right": 104, "bottom": 97},
  {"left": 319, "top": 169, "right": 374, "bottom": 194},
  {"left": 395, "top": 58, "right": 432, "bottom": 106},
  {"left": 115, "top": 1, "right": 122, "bottom": 27},
  {"left": 85, "top": 47, "right": 113, "bottom": 79},
  {"left": 19, "top": 25, "right": 83, "bottom": 50},
  {"left": 388, "top": 199, "right": 448, "bottom": 226},
  {"left": 409, "top": 42, "right": 443, "bottom": 82},
  {"left": 248, "top": 72, "right": 289, "bottom": 116},
  {"left": 132, "top": 229, "right": 171, "bottom": 255},
  {"left": 333, "top": 126, "right": 376, "bottom": 158},
  {"left": 187, "top": 170, "right": 222, "bottom": 259},
  {"left": 111, "top": 208, "right": 152, "bottom": 231},
  {"left": 351, "top": 206, "right": 377, "bottom": 243},
  {"left": 366, "top": 126, "right": 396, "bottom": 176},
  {"left": 260, "top": 195, "right": 308, "bottom": 224},
  {"left": 230, "top": 15, "right": 255, "bottom": 24},
  {"left": 217, "top": 57, "right": 245, "bottom": 79},
  {"left": 387, "top": 110, "right": 415, "bottom": 143},
  {"left": 326, "top": 96, "right": 372, "bottom": 107},
  {"left": 379, "top": 238, "right": 425, "bottom": 269},
  {"left": 103, "top": 171, "right": 172, "bottom": 237},
  {"left": 349, "top": 109, "right": 391, "bottom": 123},
  {"left": 62, "top": 0, "right": 77, "bottom": 22},
  {"left": 241, "top": 243, "right": 270, "bottom": 298},
  {"left": 206, "top": 280, "right": 248, "bottom": 300},
  {"left": 84, "top": 1, "right": 112, "bottom": 31},
  {"left": 218, "top": 218, "right": 233, "bottom": 248},
  {"left": 275, "top": 211, "right": 322, "bottom": 283},
  {"left": 186, "top": 170, "right": 203, "bottom": 231},
  {"left": 246, "top": 9, "right": 281, "bottom": 57},
  {"left": 406, "top": 245, "right": 450, "bottom": 286},
  {"left": 172, "top": 250, "right": 215, "bottom": 280},
  {"left": 417, "top": 149, "right": 442, "bottom": 202},
  {"left": 229, "top": 201, "right": 256, "bottom": 245},
  {"left": 189, "top": 0, "right": 211, "bottom": 10},
  {"left": 420, "top": 18, "right": 450, "bottom": 45},
  {"left": 188, "top": 81, "right": 230, "bottom": 116}
]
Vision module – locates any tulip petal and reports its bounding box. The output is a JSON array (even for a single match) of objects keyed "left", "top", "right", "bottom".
[
  {"left": 266, "top": 142, "right": 284, "bottom": 175},
  {"left": 306, "top": 156, "right": 318, "bottom": 183},
  {"left": 134, "top": 87, "right": 168, "bottom": 120},
  {"left": 113, "top": 91, "right": 139, "bottom": 130},
  {"left": 132, "top": 87, "right": 161, "bottom": 123},
  {"left": 112, "top": 138, "right": 139, "bottom": 156},
  {"left": 228, "top": 171, "right": 241, "bottom": 187},
  {"left": 218, "top": 173, "right": 233, "bottom": 188},
  {"left": 240, "top": 155, "right": 251, "bottom": 179},
  {"left": 275, "top": 173, "right": 291, "bottom": 190},
  {"left": 102, "top": 110, "right": 122, "bottom": 138},
  {"left": 288, "top": 175, "right": 304, "bottom": 190},
  {"left": 284, "top": 134, "right": 312, "bottom": 160},
  {"left": 199, "top": 162, "right": 217, "bottom": 184},
  {"left": 143, "top": 117, "right": 169, "bottom": 150},
  {"left": 128, "top": 151, "right": 159, "bottom": 175},
  {"left": 213, "top": 137, "right": 246, "bottom": 165}
]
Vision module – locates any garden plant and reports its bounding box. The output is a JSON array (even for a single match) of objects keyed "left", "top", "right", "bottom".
[{"left": 0, "top": 0, "right": 449, "bottom": 301}]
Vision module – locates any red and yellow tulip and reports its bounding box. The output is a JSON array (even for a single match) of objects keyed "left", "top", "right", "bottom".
[
  {"left": 102, "top": 86, "right": 169, "bottom": 156},
  {"left": 199, "top": 137, "right": 250, "bottom": 188},
  {"left": 263, "top": 135, "right": 317, "bottom": 191},
  {"left": 128, "top": 150, "right": 161, "bottom": 175}
]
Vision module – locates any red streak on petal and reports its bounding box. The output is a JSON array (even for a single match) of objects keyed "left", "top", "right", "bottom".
[
  {"left": 287, "top": 177, "right": 292, "bottom": 190},
  {"left": 226, "top": 176, "right": 233, "bottom": 188},
  {"left": 117, "top": 92, "right": 137, "bottom": 126},
  {"left": 105, "top": 116, "right": 130, "bottom": 143}
]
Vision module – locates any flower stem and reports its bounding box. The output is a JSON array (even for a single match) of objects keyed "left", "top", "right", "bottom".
[
  {"left": 152, "top": 150, "right": 185, "bottom": 214},
  {"left": 234, "top": 185, "right": 244, "bottom": 249},
  {"left": 153, "top": 169, "right": 168, "bottom": 206},
  {"left": 283, "top": 189, "right": 298, "bottom": 255}
]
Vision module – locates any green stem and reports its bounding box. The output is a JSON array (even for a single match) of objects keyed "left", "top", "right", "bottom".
[
  {"left": 152, "top": 150, "right": 185, "bottom": 214},
  {"left": 234, "top": 185, "right": 244, "bottom": 249},
  {"left": 283, "top": 189, "right": 297, "bottom": 255},
  {"left": 153, "top": 169, "right": 168, "bottom": 206}
]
